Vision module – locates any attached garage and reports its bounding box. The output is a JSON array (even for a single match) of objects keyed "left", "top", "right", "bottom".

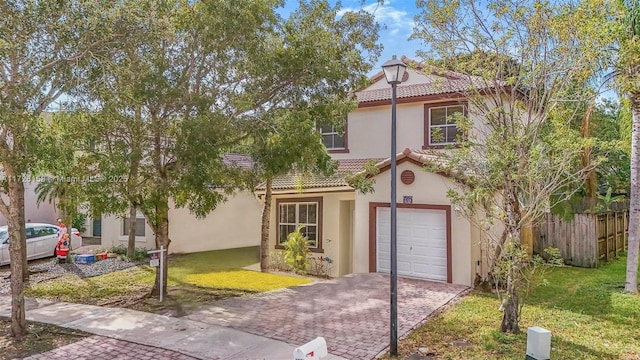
[
  {"left": 369, "top": 203, "right": 452, "bottom": 283},
  {"left": 353, "top": 149, "right": 484, "bottom": 287}
]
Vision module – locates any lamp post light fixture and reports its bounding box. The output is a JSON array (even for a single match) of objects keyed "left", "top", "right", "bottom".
[{"left": 381, "top": 54, "right": 407, "bottom": 357}]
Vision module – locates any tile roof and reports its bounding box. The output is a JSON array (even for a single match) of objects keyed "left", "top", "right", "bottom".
[
  {"left": 222, "top": 153, "right": 254, "bottom": 170},
  {"left": 358, "top": 148, "right": 467, "bottom": 184},
  {"left": 357, "top": 56, "right": 493, "bottom": 103},
  {"left": 356, "top": 78, "right": 484, "bottom": 103},
  {"left": 255, "top": 149, "right": 465, "bottom": 192},
  {"left": 256, "top": 158, "right": 383, "bottom": 191}
]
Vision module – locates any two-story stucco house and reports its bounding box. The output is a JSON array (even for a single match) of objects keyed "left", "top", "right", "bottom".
[
  {"left": 257, "top": 56, "right": 499, "bottom": 287},
  {"left": 99, "top": 56, "right": 494, "bottom": 287}
]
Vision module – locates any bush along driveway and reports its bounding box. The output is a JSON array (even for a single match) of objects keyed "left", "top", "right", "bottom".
[
  {"left": 383, "top": 257, "right": 640, "bottom": 360},
  {"left": 25, "top": 246, "right": 312, "bottom": 314}
]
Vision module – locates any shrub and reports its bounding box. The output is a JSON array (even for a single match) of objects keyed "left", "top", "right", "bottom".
[
  {"left": 107, "top": 245, "right": 148, "bottom": 262},
  {"left": 268, "top": 251, "right": 287, "bottom": 272},
  {"left": 282, "top": 226, "right": 310, "bottom": 274},
  {"left": 72, "top": 213, "right": 87, "bottom": 233},
  {"left": 309, "top": 256, "right": 333, "bottom": 278}
]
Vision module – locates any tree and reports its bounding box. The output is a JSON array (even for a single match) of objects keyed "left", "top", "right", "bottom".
[
  {"left": 615, "top": 0, "right": 640, "bottom": 293},
  {"left": 34, "top": 111, "right": 90, "bottom": 239},
  {"left": 590, "top": 100, "right": 631, "bottom": 196},
  {"left": 414, "top": 0, "right": 613, "bottom": 332},
  {"left": 242, "top": 0, "right": 380, "bottom": 271},
  {"left": 82, "top": 0, "right": 281, "bottom": 295},
  {"left": 0, "top": 0, "right": 129, "bottom": 337}
]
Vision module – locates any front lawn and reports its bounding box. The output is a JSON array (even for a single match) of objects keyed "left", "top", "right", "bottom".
[
  {"left": 389, "top": 257, "right": 640, "bottom": 360},
  {"left": 27, "top": 246, "right": 311, "bottom": 309}
]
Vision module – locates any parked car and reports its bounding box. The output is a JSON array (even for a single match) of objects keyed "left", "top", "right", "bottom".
[{"left": 0, "top": 223, "right": 82, "bottom": 265}]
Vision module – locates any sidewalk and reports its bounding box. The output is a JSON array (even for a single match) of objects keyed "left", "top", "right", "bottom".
[{"left": 0, "top": 296, "right": 346, "bottom": 360}]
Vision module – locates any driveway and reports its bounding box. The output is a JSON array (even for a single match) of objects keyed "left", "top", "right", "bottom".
[{"left": 186, "top": 273, "right": 468, "bottom": 360}]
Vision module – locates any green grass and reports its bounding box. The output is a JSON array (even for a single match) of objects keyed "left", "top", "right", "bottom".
[
  {"left": 27, "top": 266, "right": 154, "bottom": 305},
  {"left": 165, "top": 246, "right": 310, "bottom": 290},
  {"left": 387, "top": 257, "right": 640, "bottom": 360},
  {"left": 27, "top": 246, "right": 311, "bottom": 305}
]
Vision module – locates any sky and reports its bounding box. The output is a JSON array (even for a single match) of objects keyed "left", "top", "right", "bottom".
[
  {"left": 280, "top": 0, "right": 619, "bottom": 100},
  {"left": 281, "top": 0, "right": 423, "bottom": 75}
]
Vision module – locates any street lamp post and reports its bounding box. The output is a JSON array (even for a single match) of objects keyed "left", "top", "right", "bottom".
[{"left": 381, "top": 55, "right": 407, "bottom": 357}]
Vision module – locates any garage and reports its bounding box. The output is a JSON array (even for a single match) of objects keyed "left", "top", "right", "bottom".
[{"left": 376, "top": 206, "right": 449, "bottom": 282}]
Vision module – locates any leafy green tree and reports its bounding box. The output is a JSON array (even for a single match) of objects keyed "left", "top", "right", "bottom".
[
  {"left": 35, "top": 111, "right": 90, "bottom": 238},
  {"left": 414, "top": 0, "right": 613, "bottom": 333},
  {"left": 431, "top": 50, "right": 521, "bottom": 80},
  {"left": 615, "top": 0, "right": 640, "bottom": 293},
  {"left": 591, "top": 100, "right": 631, "bottom": 195},
  {"left": 81, "top": 0, "right": 281, "bottom": 295},
  {"left": 0, "top": 0, "right": 131, "bottom": 337},
  {"left": 243, "top": 0, "right": 380, "bottom": 271}
]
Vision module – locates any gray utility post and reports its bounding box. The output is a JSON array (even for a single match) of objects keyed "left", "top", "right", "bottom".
[{"left": 381, "top": 55, "right": 407, "bottom": 357}]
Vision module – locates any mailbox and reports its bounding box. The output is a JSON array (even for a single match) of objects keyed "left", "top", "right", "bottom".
[
  {"left": 526, "top": 326, "right": 551, "bottom": 360},
  {"left": 293, "top": 337, "right": 328, "bottom": 360}
]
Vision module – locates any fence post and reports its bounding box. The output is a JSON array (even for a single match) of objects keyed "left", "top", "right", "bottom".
[
  {"left": 605, "top": 213, "right": 609, "bottom": 261},
  {"left": 613, "top": 211, "right": 618, "bottom": 259}
]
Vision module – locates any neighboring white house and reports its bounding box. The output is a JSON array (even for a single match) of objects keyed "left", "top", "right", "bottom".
[
  {"left": 0, "top": 181, "right": 59, "bottom": 226},
  {"left": 98, "top": 154, "right": 262, "bottom": 254}
]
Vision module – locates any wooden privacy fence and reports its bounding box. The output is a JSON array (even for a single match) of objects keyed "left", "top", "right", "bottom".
[{"left": 535, "top": 211, "right": 629, "bottom": 268}]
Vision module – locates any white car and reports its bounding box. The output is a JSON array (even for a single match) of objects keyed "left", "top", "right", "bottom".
[{"left": 0, "top": 223, "right": 83, "bottom": 265}]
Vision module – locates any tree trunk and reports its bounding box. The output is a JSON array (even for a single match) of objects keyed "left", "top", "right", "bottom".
[
  {"left": 625, "top": 97, "right": 640, "bottom": 293},
  {"left": 7, "top": 179, "right": 27, "bottom": 338},
  {"left": 127, "top": 136, "right": 141, "bottom": 259},
  {"left": 500, "top": 182, "right": 522, "bottom": 333},
  {"left": 581, "top": 102, "right": 598, "bottom": 211},
  {"left": 19, "top": 182, "right": 27, "bottom": 282},
  {"left": 127, "top": 204, "right": 137, "bottom": 259},
  {"left": 260, "top": 178, "right": 273, "bottom": 272},
  {"left": 151, "top": 198, "right": 170, "bottom": 297},
  {"left": 500, "top": 262, "right": 520, "bottom": 333}
]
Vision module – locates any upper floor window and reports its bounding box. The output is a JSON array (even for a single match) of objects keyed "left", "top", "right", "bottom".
[
  {"left": 424, "top": 102, "right": 466, "bottom": 148},
  {"left": 319, "top": 125, "right": 346, "bottom": 150}
]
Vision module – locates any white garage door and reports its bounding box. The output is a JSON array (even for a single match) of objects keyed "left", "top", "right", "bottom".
[{"left": 377, "top": 207, "right": 447, "bottom": 281}]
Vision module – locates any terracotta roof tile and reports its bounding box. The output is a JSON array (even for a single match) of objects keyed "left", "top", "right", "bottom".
[
  {"left": 359, "top": 56, "right": 495, "bottom": 103},
  {"left": 256, "top": 158, "right": 383, "bottom": 191},
  {"left": 222, "top": 153, "right": 254, "bottom": 170},
  {"left": 356, "top": 77, "right": 489, "bottom": 103}
]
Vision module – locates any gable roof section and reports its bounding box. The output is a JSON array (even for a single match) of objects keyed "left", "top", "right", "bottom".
[
  {"left": 255, "top": 158, "right": 384, "bottom": 191},
  {"left": 358, "top": 56, "right": 492, "bottom": 106},
  {"left": 361, "top": 148, "right": 468, "bottom": 185}
]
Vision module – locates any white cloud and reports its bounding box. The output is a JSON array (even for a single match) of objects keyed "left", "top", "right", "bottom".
[{"left": 340, "top": 0, "right": 415, "bottom": 39}]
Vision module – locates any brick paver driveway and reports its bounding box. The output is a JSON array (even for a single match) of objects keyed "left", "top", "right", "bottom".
[
  {"left": 186, "top": 273, "right": 468, "bottom": 360},
  {"left": 25, "top": 335, "right": 197, "bottom": 360}
]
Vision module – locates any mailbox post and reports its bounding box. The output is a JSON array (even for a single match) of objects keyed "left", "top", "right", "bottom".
[{"left": 147, "top": 246, "right": 167, "bottom": 302}]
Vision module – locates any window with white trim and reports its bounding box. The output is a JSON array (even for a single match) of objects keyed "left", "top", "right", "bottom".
[
  {"left": 319, "top": 125, "right": 345, "bottom": 150},
  {"left": 278, "top": 201, "right": 319, "bottom": 248},
  {"left": 428, "top": 105, "right": 464, "bottom": 146}
]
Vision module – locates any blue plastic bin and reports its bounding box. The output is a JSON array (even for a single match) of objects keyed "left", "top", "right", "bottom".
[{"left": 75, "top": 254, "right": 95, "bottom": 264}]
